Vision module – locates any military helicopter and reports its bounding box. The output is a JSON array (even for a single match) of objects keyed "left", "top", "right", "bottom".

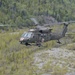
[{"left": 19, "top": 18, "right": 75, "bottom": 46}]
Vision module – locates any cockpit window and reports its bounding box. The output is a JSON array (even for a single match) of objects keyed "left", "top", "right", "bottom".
[{"left": 22, "top": 32, "right": 33, "bottom": 38}]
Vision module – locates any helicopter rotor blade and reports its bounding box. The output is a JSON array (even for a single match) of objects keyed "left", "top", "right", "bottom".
[
  {"left": 66, "top": 33, "right": 75, "bottom": 35},
  {"left": 0, "top": 25, "right": 10, "bottom": 27},
  {"left": 0, "top": 24, "right": 16, "bottom": 27},
  {"left": 44, "top": 21, "right": 75, "bottom": 26},
  {"left": 30, "top": 18, "right": 39, "bottom": 25},
  {"left": 30, "top": 17, "right": 75, "bottom": 27},
  {"left": 57, "top": 21, "right": 75, "bottom": 25}
]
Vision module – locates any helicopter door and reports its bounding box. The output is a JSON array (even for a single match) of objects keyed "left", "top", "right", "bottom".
[
  {"left": 34, "top": 33, "right": 41, "bottom": 43},
  {"left": 41, "top": 33, "right": 47, "bottom": 41},
  {"left": 46, "top": 33, "right": 51, "bottom": 41},
  {"left": 41, "top": 33, "right": 50, "bottom": 42},
  {"left": 32, "top": 34, "right": 38, "bottom": 42}
]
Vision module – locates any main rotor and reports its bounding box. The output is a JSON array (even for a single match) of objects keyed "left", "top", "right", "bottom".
[{"left": 30, "top": 18, "right": 75, "bottom": 27}]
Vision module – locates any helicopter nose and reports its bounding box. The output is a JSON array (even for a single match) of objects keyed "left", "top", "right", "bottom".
[
  {"left": 20, "top": 37, "right": 29, "bottom": 41},
  {"left": 20, "top": 37, "right": 24, "bottom": 41}
]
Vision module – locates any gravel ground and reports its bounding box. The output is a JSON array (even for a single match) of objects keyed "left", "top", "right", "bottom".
[{"left": 33, "top": 48, "right": 75, "bottom": 75}]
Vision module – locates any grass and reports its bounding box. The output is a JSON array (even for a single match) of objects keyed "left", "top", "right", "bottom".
[
  {"left": 0, "top": 29, "right": 38, "bottom": 75},
  {"left": 0, "top": 24, "right": 75, "bottom": 75},
  {"left": 0, "top": 28, "right": 56, "bottom": 75}
]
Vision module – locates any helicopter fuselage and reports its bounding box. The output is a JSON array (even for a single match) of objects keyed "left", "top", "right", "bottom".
[
  {"left": 19, "top": 24, "right": 69, "bottom": 46},
  {"left": 19, "top": 29, "right": 52, "bottom": 45}
]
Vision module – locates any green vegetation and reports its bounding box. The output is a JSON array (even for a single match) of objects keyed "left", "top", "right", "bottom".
[
  {"left": 0, "top": 30, "right": 37, "bottom": 75},
  {"left": 42, "top": 61, "right": 68, "bottom": 75},
  {"left": 0, "top": 28, "right": 54, "bottom": 75},
  {"left": 0, "top": 26, "right": 75, "bottom": 75},
  {"left": 0, "top": 24, "right": 75, "bottom": 75},
  {"left": 0, "top": 0, "right": 75, "bottom": 75},
  {"left": 0, "top": 0, "right": 75, "bottom": 27}
]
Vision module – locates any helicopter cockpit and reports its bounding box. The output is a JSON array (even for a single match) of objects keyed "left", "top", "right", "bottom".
[{"left": 21, "top": 32, "right": 33, "bottom": 38}]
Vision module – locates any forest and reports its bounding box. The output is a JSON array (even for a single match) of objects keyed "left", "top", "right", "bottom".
[{"left": 0, "top": 0, "right": 75, "bottom": 27}]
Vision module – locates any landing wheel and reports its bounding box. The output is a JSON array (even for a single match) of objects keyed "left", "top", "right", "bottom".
[
  {"left": 20, "top": 41, "right": 23, "bottom": 44},
  {"left": 57, "top": 40, "right": 61, "bottom": 44},
  {"left": 35, "top": 42, "right": 42, "bottom": 47},
  {"left": 25, "top": 42, "right": 31, "bottom": 46}
]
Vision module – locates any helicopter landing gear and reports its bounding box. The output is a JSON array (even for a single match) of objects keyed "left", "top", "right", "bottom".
[
  {"left": 38, "top": 43, "right": 42, "bottom": 47},
  {"left": 35, "top": 41, "right": 42, "bottom": 47},
  {"left": 36, "top": 43, "right": 41, "bottom": 47},
  {"left": 20, "top": 41, "right": 23, "bottom": 44},
  {"left": 25, "top": 42, "right": 31, "bottom": 46},
  {"left": 57, "top": 40, "right": 61, "bottom": 44}
]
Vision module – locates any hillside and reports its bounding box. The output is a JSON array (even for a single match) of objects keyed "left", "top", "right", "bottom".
[
  {"left": 33, "top": 47, "right": 75, "bottom": 75},
  {"left": 0, "top": 0, "right": 75, "bottom": 75},
  {"left": 0, "top": 24, "right": 75, "bottom": 75},
  {"left": 0, "top": 0, "right": 75, "bottom": 27}
]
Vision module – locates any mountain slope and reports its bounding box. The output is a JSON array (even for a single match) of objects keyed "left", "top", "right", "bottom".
[{"left": 0, "top": 0, "right": 75, "bottom": 26}]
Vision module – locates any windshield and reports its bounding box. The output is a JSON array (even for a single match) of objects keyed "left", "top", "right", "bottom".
[{"left": 22, "top": 32, "right": 33, "bottom": 38}]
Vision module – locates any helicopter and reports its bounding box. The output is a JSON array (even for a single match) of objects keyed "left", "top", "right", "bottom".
[{"left": 19, "top": 18, "right": 75, "bottom": 46}]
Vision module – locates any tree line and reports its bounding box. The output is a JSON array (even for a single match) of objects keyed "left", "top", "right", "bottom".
[{"left": 0, "top": 0, "right": 75, "bottom": 27}]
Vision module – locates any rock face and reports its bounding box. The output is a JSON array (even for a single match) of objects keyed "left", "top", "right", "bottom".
[{"left": 33, "top": 48, "right": 75, "bottom": 75}]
